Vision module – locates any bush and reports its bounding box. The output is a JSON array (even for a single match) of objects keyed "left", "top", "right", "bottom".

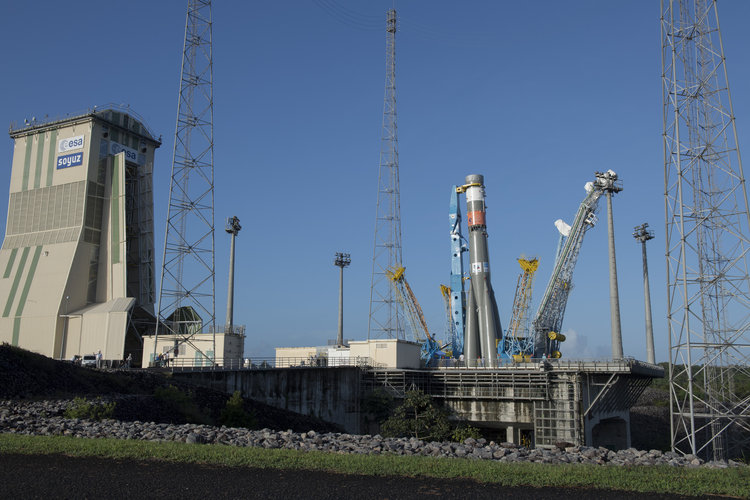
[
  {"left": 451, "top": 423, "right": 482, "bottom": 443},
  {"left": 154, "top": 385, "right": 212, "bottom": 425},
  {"left": 381, "top": 390, "right": 451, "bottom": 442},
  {"left": 362, "top": 388, "right": 394, "bottom": 424},
  {"left": 219, "top": 391, "right": 256, "bottom": 429},
  {"left": 64, "top": 397, "right": 115, "bottom": 421}
]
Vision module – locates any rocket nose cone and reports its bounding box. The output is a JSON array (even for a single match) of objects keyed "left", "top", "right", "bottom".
[{"left": 465, "top": 174, "right": 484, "bottom": 185}]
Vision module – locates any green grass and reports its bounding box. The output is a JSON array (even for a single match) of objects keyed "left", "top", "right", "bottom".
[{"left": 0, "top": 434, "right": 747, "bottom": 497}]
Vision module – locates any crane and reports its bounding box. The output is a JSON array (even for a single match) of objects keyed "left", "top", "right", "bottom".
[
  {"left": 386, "top": 266, "right": 443, "bottom": 365},
  {"left": 532, "top": 172, "right": 614, "bottom": 358},
  {"left": 503, "top": 257, "right": 539, "bottom": 361}
]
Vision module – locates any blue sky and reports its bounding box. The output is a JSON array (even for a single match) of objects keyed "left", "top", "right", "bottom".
[{"left": 2, "top": 1, "right": 750, "bottom": 362}]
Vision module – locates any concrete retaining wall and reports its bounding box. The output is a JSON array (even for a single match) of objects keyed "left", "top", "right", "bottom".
[{"left": 174, "top": 367, "right": 362, "bottom": 433}]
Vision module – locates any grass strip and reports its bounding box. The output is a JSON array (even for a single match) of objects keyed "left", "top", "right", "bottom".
[{"left": 0, "top": 434, "right": 747, "bottom": 497}]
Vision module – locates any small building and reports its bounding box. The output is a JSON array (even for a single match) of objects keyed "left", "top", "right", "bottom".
[
  {"left": 348, "top": 339, "right": 421, "bottom": 369},
  {"left": 274, "top": 339, "right": 421, "bottom": 369},
  {"left": 142, "top": 329, "right": 245, "bottom": 369}
]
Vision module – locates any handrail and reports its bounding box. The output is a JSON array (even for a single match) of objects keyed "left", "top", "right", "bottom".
[
  {"left": 153, "top": 356, "right": 383, "bottom": 371},
  {"left": 9, "top": 103, "right": 160, "bottom": 140}
]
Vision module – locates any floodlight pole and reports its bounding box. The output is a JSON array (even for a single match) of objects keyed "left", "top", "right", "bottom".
[
  {"left": 596, "top": 170, "right": 624, "bottom": 360},
  {"left": 225, "top": 216, "right": 242, "bottom": 333},
  {"left": 334, "top": 252, "right": 352, "bottom": 347},
  {"left": 633, "top": 223, "right": 655, "bottom": 364}
]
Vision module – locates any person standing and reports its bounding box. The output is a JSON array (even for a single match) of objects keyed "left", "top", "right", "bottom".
[{"left": 95, "top": 350, "right": 102, "bottom": 369}]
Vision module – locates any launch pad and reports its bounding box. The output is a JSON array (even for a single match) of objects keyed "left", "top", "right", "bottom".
[
  {"left": 173, "top": 359, "right": 663, "bottom": 450},
  {"left": 364, "top": 359, "right": 662, "bottom": 449}
]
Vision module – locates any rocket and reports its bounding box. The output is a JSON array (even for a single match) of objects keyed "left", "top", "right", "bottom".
[{"left": 462, "top": 174, "right": 503, "bottom": 367}]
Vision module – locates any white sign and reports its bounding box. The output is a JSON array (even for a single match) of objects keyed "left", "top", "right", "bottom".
[
  {"left": 110, "top": 142, "right": 141, "bottom": 165},
  {"left": 470, "top": 262, "right": 490, "bottom": 274},
  {"left": 58, "top": 135, "right": 85, "bottom": 153}
]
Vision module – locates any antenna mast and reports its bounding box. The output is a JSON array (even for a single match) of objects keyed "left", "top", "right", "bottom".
[
  {"left": 155, "top": 0, "right": 216, "bottom": 363},
  {"left": 662, "top": 0, "right": 750, "bottom": 460},
  {"left": 369, "top": 9, "right": 405, "bottom": 339}
]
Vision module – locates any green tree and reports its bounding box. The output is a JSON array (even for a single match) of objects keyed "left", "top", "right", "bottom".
[{"left": 380, "top": 390, "right": 451, "bottom": 442}]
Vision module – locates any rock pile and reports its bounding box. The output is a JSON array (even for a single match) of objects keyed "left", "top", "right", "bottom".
[{"left": 0, "top": 399, "right": 743, "bottom": 469}]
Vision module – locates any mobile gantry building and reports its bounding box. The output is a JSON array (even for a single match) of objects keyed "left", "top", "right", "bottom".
[{"left": 0, "top": 108, "right": 160, "bottom": 364}]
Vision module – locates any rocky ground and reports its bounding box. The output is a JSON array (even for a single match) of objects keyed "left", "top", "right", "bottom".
[{"left": 0, "top": 399, "right": 743, "bottom": 468}]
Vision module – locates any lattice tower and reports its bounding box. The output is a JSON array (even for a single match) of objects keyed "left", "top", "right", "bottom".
[
  {"left": 368, "top": 9, "right": 405, "bottom": 339},
  {"left": 662, "top": 0, "right": 750, "bottom": 460},
  {"left": 155, "top": 0, "right": 216, "bottom": 361}
]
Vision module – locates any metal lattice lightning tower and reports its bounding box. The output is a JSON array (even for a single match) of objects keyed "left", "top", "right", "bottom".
[
  {"left": 155, "top": 0, "right": 216, "bottom": 360},
  {"left": 662, "top": 0, "right": 750, "bottom": 460},
  {"left": 369, "top": 9, "right": 405, "bottom": 340}
]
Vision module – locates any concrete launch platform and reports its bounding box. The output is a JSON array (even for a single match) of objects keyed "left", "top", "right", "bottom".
[{"left": 173, "top": 359, "right": 663, "bottom": 450}]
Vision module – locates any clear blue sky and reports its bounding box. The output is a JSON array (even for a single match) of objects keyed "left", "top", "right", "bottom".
[{"left": 2, "top": 1, "right": 750, "bottom": 362}]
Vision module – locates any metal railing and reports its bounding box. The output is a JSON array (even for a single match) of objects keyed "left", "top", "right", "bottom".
[
  {"left": 154, "top": 356, "right": 382, "bottom": 372},
  {"left": 9, "top": 103, "right": 160, "bottom": 140},
  {"left": 142, "top": 354, "right": 662, "bottom": 374},
  {"left": 431, "top": 356, "right": 664, "bottom": 373}
]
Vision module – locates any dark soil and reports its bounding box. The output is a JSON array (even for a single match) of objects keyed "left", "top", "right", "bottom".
[{"left": 0, "top": 453, "right": 718, "bottom": 500}]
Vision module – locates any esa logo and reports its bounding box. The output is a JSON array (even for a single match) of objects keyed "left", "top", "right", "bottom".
[
  {"left": 110, "top": 142, "right": 138, "bottom": 162},
  {"left": 58, "top": 135, "right": 84, "bottom": 153},
  {"left": 56, "top": 152, "right": 84, "bottom": 169}
]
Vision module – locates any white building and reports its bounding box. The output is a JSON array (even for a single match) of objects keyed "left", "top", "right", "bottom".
[
  {"left": 0, "top": 108, "right": 160, "bottom": 364},
  {"left": 274, "top": 339, "right": 421, "bottom": 369},
  {"left": 142, "top": 329, "right": 245, "bottom": 369},
  {"left": 348, "top": 339, "right": 421, "bottom": 369}
]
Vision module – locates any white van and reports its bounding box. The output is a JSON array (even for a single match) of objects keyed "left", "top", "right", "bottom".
[{"left": 81, "top": 355, "right": 97, "bottom": 368}]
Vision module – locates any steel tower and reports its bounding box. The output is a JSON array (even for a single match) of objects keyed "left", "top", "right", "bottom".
[
  {"left": 662, "top": 0, "right": 750, "bottom": 460},
  {"left": 155, "top": 0, "right": 216, "bottom": 361},
  {"left": 368, "top": 9, "right": 405, "bottom": 340}
]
